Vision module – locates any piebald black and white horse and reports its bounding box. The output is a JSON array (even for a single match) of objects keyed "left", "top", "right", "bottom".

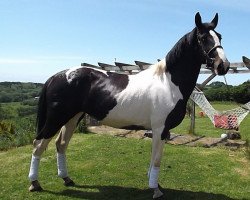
[{"left": 28, "top": 13, "right": 229, "bottom": 199}]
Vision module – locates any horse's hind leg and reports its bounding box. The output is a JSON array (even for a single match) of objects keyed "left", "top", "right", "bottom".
[
  {"left": 28, "top": 138, "right": 53, "bottom": 191},
  {"left": 55, "top": 112, "right": 84, "bottom": 186}
]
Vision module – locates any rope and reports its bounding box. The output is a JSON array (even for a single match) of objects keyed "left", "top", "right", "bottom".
[{"left": 190, "top": 89, "right": 250, "bottom": 130}]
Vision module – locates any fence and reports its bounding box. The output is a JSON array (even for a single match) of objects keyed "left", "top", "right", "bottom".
[{"left": 81, "top": 56, "right": 250, "bottom": 132}]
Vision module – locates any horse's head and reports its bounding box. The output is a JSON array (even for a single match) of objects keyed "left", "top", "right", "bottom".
[{"left": 195, "top": 12, "right": 230, "bottom": 75}]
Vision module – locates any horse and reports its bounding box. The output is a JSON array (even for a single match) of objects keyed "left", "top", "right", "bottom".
[{"left": 28, "top": 12, "right": 230, "bottom": 199}]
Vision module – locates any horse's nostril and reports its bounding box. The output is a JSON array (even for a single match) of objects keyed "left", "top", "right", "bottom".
[
  {"left": 218, "top": 61, "right": 230, "bottom": 75},
  {"left": 218, "top": 62, "right": 223, "bottom": 69}
]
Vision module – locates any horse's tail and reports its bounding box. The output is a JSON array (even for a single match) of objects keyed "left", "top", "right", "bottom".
[{"left": 35, "top": 80, "right": 48, "bottom": 140}]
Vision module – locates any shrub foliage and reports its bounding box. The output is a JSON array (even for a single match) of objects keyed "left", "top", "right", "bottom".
[{"left": 204, "top": 80, "right": 250, "bottom": 104}]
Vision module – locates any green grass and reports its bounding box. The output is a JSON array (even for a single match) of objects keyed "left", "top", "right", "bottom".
[{"left": 0, "top": 134, "right": 249, "bottom": 200}]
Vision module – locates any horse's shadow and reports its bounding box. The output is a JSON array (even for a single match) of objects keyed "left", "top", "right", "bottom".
[{"left": 44, "top": 184, "right": 244, "bottom": 200}]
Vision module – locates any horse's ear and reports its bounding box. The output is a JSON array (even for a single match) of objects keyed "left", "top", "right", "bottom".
[
  {"left": 211, "top": 13, "right": 218, "bottom": 29},
  {"left": 195, "top": 12, "right": 202, "bottom": 30}
]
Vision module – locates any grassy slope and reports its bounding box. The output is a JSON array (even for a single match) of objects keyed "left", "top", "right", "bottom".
[{"left": 0, "top": 134, "right": 249, "bottom": 200}]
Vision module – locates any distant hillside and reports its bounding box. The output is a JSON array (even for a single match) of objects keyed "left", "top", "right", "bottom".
[
  {"left": 0, "top": 80, "right": 249, "bottom": 104},
  {"left": 0, "top": 82, "right": 43, "bottom": 103}
]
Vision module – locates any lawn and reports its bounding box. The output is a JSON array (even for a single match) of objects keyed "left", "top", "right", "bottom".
[{"left": 0, "top": 134, "right": 249, "bottom": 200}]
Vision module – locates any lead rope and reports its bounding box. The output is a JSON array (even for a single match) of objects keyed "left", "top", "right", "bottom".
[
  {"left": 223, "top": 75, "right": 228, "bottom": 87},
  {"left": 223, "top": 75, "right": 234, "bottom": 102}
]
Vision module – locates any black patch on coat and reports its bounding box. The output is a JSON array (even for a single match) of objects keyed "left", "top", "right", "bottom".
[
  {"left": 85, "top": 70, "right": 129, "bottom": 120},
  {"left": 121, "top": 125, "right": 146, "bottom": 130},
  {"left": 161, "top": 100, "right": 186, "bottom": 140},
  {"left": 161, "top": 28, "right": 202, "bottom": 140},
  {"left": 36, "top": 67, "right": 129, "bottom": 139}
]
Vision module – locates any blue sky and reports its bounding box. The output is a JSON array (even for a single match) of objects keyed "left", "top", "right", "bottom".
[{"left": 0, "top": 0, "right": 249, "bottom": 85}]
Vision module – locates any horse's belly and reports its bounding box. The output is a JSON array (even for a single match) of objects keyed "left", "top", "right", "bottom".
[{"left": 101, "top": 101, "right": 151, "bottom": 129}]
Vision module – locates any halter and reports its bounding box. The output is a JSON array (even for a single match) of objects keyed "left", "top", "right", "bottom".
[{"left": 197, "top": 31, "right": 223, "bottom": 69}]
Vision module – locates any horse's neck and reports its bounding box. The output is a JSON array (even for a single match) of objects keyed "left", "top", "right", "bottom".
[{"left": 166, "top": 29, "right": 202, "bottom": 98}]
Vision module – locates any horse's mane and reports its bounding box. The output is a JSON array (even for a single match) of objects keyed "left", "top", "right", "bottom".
[
  {"left": 152, "top": 58, "right": 167, "bottom": 76},
  {"left": 149, "top": 28, "right": 197, "bottom": 77},
  {"left": 165, "top": 28, "right": 197, "bottom": 69}
]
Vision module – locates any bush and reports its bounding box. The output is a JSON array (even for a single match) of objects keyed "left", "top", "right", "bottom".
[
  {"left": 0, "top": 121, "right": 16, "bottom": 150},
  {"left": 204, "top": 86, "right": 233, "bottom": 101},
  {"left": 0, "top": 92, "right": 12, "bottom": 102},
  {"left": 14, "top": 130, "right": 34, "bottom": 147},
  {"left": 0, "top": 121, "right": 15, "bottom": 135},
  {"left": 204, "top": 81, "right": 250, "bottom": 103},
  {"left": 17, "top": 106, "right": 37, "bottom": 117},
  {"left": 0, "top": 119, "right": 35, "bottom": 150},
  {"left": 231, "top": 81, "right": 250, "bottom": 104},
  {"left": 0, "top": 82, "right": 43, "bottom": 103},
  {"left": 22, "top": 99, "right": 38, "bottom": 106}
]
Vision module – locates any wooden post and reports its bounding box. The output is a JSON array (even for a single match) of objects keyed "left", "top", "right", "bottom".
[
  {"left": 199, "top": 73, "right": 217, "bottom": 90},
  {"left": 189, "top": 100, "right": 196, "bottom": 134}
]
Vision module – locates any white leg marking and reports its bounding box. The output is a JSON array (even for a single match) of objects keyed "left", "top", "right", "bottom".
[
  {"left": 57, "top": 153, "right": 68, "bottom": 178},
  {"left": 28, "top": 155, "right": 40, "bottom": 181},
  {"left": 55, "top": 112, "right": 83, "bottom": 178},
  {"left": 149, "top": 166, "right": 160, "bottom": 188},
  {"left": 28, "top": 138, "right": 52, "bottom": 182},
  {"left": 148, "top": 126, "right": 165, "bottom": 189}
]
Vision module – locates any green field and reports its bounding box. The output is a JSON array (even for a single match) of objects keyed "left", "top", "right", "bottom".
[
  {"left": 0, "top": 134, "right": 249, "bottom": 200},
  {"left": 0, "top": 101, "right": 250, "bottom": 199}
]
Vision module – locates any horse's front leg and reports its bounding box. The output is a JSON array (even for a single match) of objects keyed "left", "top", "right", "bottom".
[
  {"left": 148, "top": 126, "right": 166, "bottom": 199},
  {"left": 55, "top": 112, "right": 83, "bottom": 186}
]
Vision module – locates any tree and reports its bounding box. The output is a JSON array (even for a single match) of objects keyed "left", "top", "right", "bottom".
[
  {"left": 232, "top": 81, "right": 250, "bottom": 104},
  {"left": 209, "top": 81, "right": 226, "bottom": 88}
]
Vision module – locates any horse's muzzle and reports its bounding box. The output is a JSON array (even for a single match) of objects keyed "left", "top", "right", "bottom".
[{"left": 216, "top": 60, "right": 230, "bottom": 75}]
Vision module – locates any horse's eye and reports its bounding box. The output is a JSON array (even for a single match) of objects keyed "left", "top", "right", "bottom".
[{"left": 201, "top": 37, "right": 207, "bottom": 42}]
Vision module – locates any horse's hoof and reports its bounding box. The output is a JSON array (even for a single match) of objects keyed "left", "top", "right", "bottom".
[
  {"left": 29, "top": 180, "right": 43, "bottom": 192},
  {"left": 63, "top": 177, "right": 75, "bottom": 187},
  {"left": 153, "top": 187, "right": 164, "bottom": 199}
]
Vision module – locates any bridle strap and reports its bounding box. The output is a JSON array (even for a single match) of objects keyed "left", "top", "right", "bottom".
[
  {"left": 207, "top": 45, "right": 223, "bottom": 56},
  {"left": 197, "top": 32, "right": 223, "bottom": 69},
  {"left": 205, "top": 45, "right": 223, "bottom": 69}
]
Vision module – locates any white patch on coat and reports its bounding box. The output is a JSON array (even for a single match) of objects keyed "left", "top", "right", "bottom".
[
  {"left": 65, "top": 66, "right": 108, "bottom": 83},
  {"left": 101, "top": 67, "right": 183, "bottom": 130},
  {"left": 209, "top": 30, "right": 227, "bottom": 62},
  {"left": 65, "top": 66, "right": 82, "bottom": 83}
]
